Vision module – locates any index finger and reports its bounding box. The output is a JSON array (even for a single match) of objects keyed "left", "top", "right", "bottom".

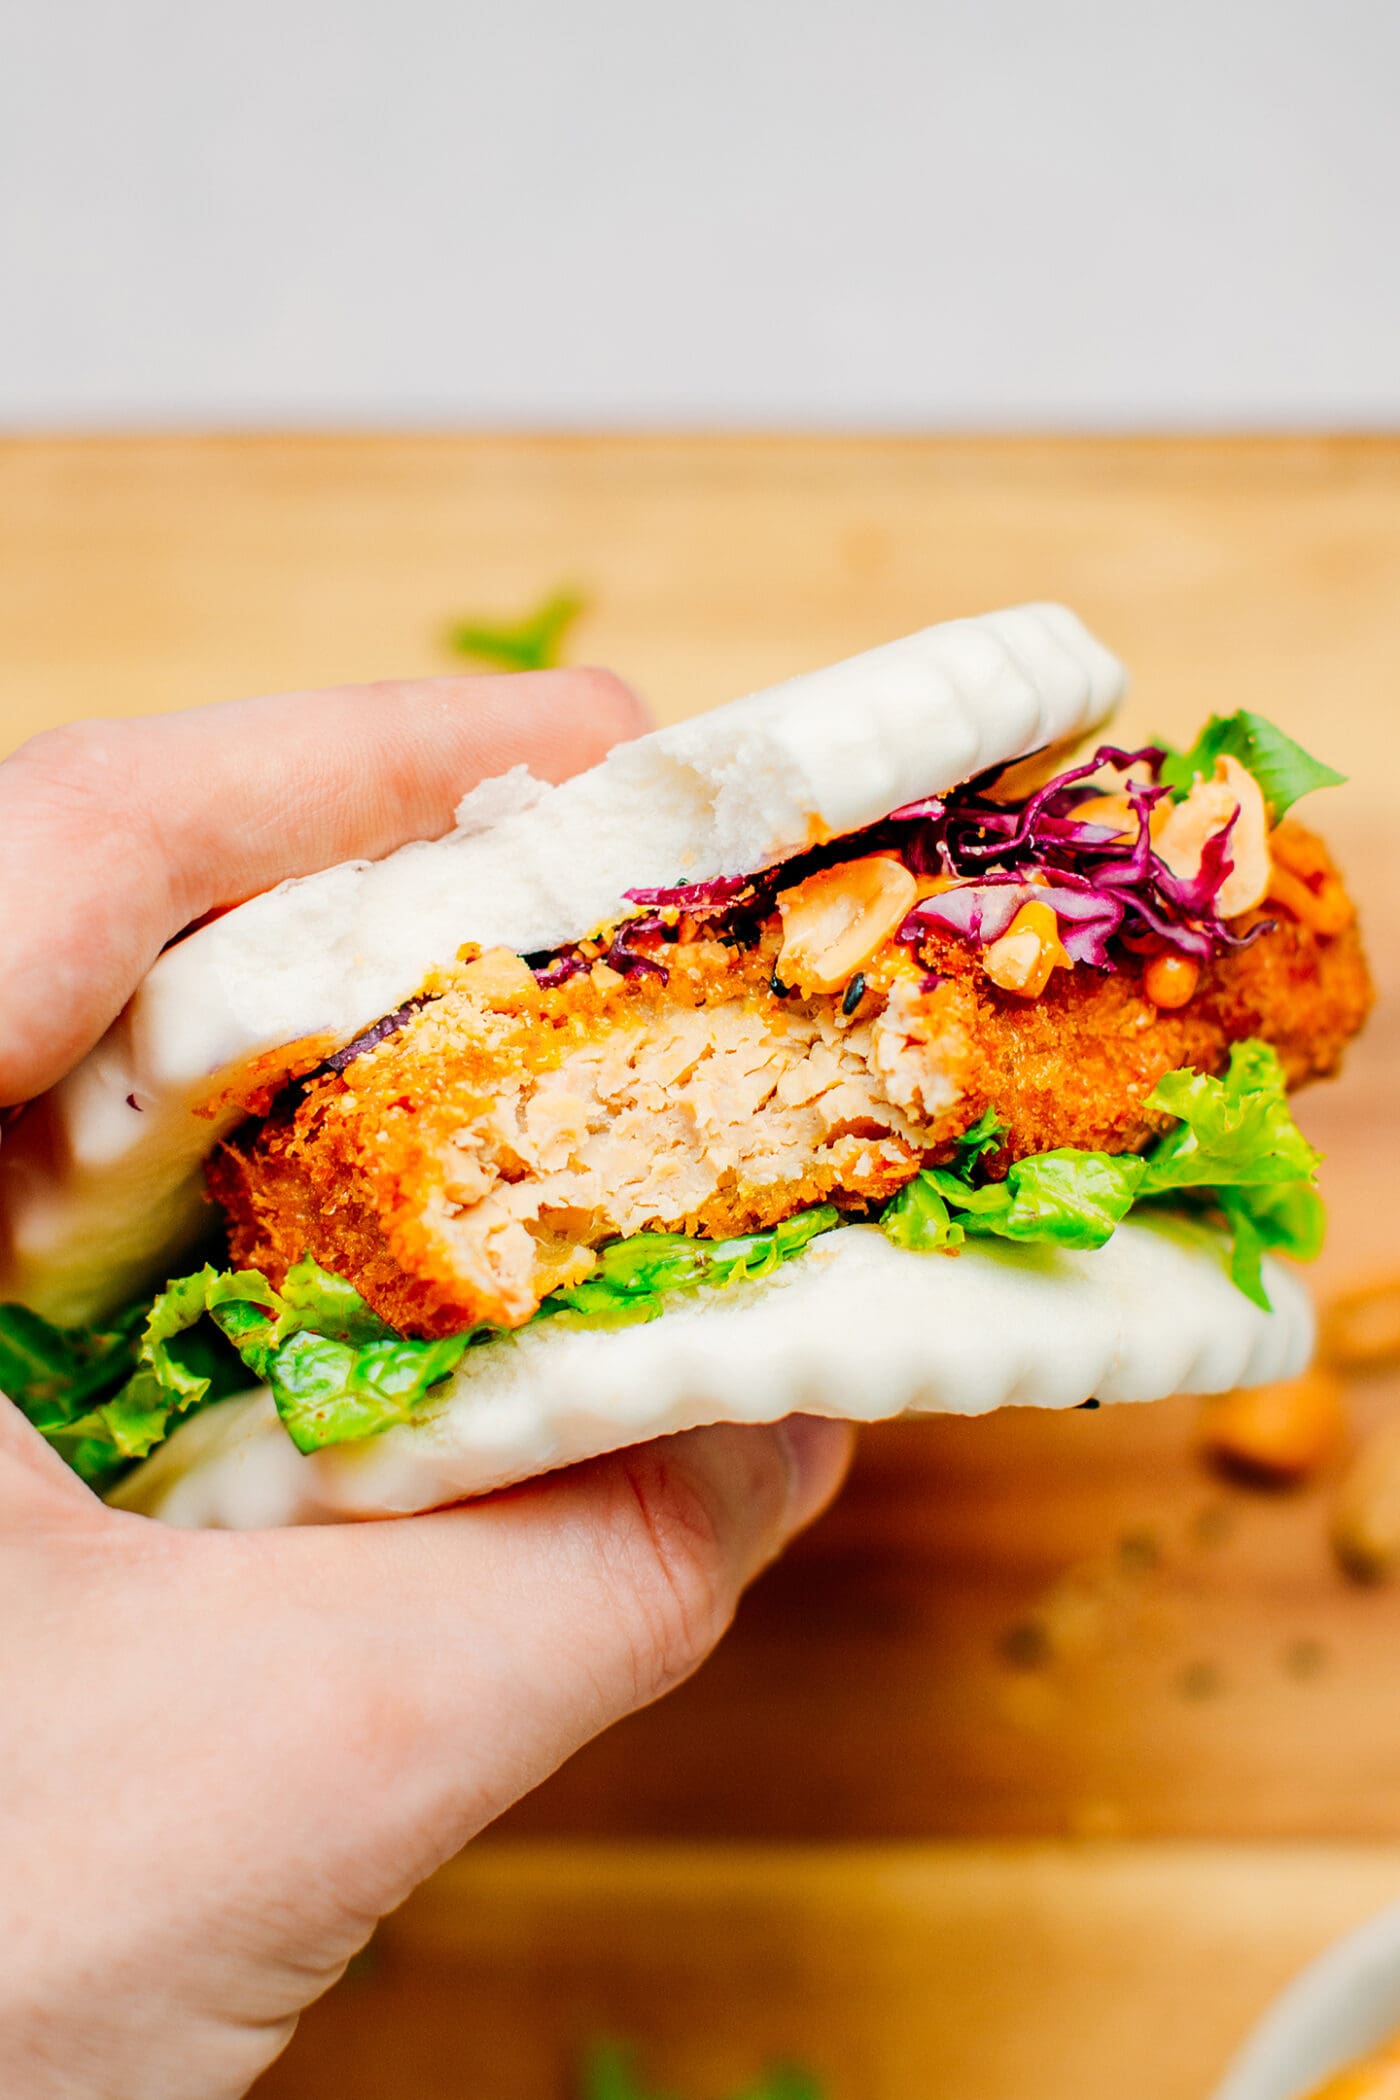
[{"left": 0, "top": 668, "right": 648, "bottom": 1105}]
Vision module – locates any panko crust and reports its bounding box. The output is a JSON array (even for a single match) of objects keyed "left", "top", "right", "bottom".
[{"left": 209, "top": 827, "right": 1372, "bottom": 1339}]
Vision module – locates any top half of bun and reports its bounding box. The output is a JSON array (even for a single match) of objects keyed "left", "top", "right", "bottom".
[{"left": 0, "top": 603, "right": 1124, "bottom": 1322}]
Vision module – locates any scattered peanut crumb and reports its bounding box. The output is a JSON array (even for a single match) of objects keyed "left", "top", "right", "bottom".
[
  {"left": 1332, "top": 1419, "right": 1400, "bottom": 1584},
  {"left": 1283, "top": 1637, "right": 1328, "bottom": 1682},
  {"left": 1198, "top": 1368, "right": 1348, "bottom": 1486},
  {"left": 1189, "top": 1502, "right": 1236, "bottom": 1550},
  {"left": 998, "top": 1620, "right": 1052, "bottom": 1671},
  {"left": 1177, "top": 1660, "right": 1225, "bottom": 1702},
  {"left": 1324, "top": 1272, "right": 1400, "bottom": 1375}
]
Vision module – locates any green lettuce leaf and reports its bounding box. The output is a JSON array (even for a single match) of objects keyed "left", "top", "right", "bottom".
[
  {"left": 0, "top": 1299, "right": 148, "bottom": 1485},
  {"left": 260, "top": 1327, "right": 474, "bottom": 1454},
  {"left": 447, "top": 588, "right": 586, "bottom": 672},
  {"left": 1140, "top": 1039, "right": 1320, "bottom": 1194},
  {"left": 203, "top": 1255, "right": 477, "bottom": 1454},
  {"left": 949, "top": 1106, "right": 1006, "bottom": 1175},
  {"left": 582, "top": 2045, "right": 676, "bottom": 2100},
  {"left": 2, "top": 1042, "right": 1318, "bottom": 1486},
  {"left": 880, "top": 1175, "right": 964, "bottom": 1253},
  {"left": 276, "top": 1253, "right": 398, "bottom": 1344},
  {"left": 915, "top": 1149, "right": 1146, "bottom": 1251},
  {"left": 0, "top": 1270, "right": 271, "bottom": 1485},
  {"left": 1213, "top": 1177, "right": 1327, "bottom": 1309},
  {"left": 544, "top": 1206, "right": 841, "bottom": 1325},
  {"left": 580, "top": 2044, "right": 823, "bottom": 2100},
  {"left": 1, "top": 1212, "right": 846, "bottom": 1482},
  {"left": 880, "top": 1037, "right": 1323, "bottom": 1306},
  {"left": 258, "top": 1213, "right": 837, "bottom": 1448},
  {"left": 1158, "top": 710, "right": 1345, "bottom": 815}
]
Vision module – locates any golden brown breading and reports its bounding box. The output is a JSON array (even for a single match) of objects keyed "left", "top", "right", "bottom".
[{"left": 209, "top": 829, "right": 1372, "bottom": 1339}]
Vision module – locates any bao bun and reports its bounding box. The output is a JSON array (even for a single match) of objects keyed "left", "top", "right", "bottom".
[{"left": 2, "top": 605, "right": 1314, "bottom": 1525}]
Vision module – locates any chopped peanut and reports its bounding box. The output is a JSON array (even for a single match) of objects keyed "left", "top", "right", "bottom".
[
  {"left": 1333, "top": 1420, "right": 1400, "bottom": 1583},
  {"left": 1073, "top": 791, "right": 1136, "bottom": 837},
  {"left": 457, "top": 945, "right": 540, "bottom": 1003},
  {"left": 1155, "top": 755, "right": 1271, "bottom": 917},
  {"left": 1143, "top": 952, "right": 1200, "bottom": 1009},
  {"left": 983, "top": 900, "right": 1071, "bottom": 999},
  {"left": 1324, "top": 1274, "right": 1400, "bottom": 1373},
  {"left": 1199, "top": 1368, "right": 1348, "bottom": 1484},
  {"left": 776, "top": 855, "right": 919, "bottom": 997}
]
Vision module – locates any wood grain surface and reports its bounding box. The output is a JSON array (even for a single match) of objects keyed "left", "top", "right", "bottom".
[
  {"left": 251, "top": 1842, "right": 1400, "bottom": 2100},
  {"left": 4, "top": 435, "right": 1400, "bottom": 2096}
]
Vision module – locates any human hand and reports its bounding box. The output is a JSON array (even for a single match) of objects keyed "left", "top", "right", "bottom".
[{"left": 0, "top": 675, "right": 853, "bottom": 2100}]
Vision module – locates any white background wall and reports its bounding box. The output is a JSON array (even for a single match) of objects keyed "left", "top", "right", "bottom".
[{"left": 2, "top": 0, "right": 1397, "bottom": 427}]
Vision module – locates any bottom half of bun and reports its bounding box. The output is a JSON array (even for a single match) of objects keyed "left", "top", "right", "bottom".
[{"left": 110, "top": 1215, "right": 1311, "bottom": 1530}]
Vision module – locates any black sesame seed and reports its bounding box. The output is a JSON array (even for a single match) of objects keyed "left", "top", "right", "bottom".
[
  {"left": 842, "top": 972, "right": 867, "bottom": 1016},
  {"left": 769, "top": 971, "right": 792, "bottom": 999}
]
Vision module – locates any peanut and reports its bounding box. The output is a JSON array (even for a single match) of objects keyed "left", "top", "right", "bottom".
[
  {"left": 1324, "top": 1274, "right": 1400, "bottom": 1374},
  {"left": 1155, "top": 755, "right": 1271, "bottom": 918},
  {"left": 983, "top": 899, "right": 1071, "bottom": 998},
  {"left": 1143, "top": 952, "right": 1200, "bottom": 1009},
  {"left": 1333, "top": 1420, "right": 1400, "bottom": 1584},
  {"left": 776, "top": 855, "right": 918, "bottom": 997},
  {"left": 458, "top": 945, "right": 539, "bottom": 1002},
  {"left": 1073, "top": 790, "right": 1136, "bottom": 837},
  {"left": 1199, "top": 1367, "right": 1347, "bottom": 1484}
]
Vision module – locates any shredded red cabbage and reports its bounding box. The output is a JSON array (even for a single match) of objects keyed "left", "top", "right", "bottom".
[
  {"left": 323, "top": 997, "right": 432, "bottom": 1072},
  {"left": 530, "top": 911, "right": 675, "bottom": 988},
  {"left": 903, "top": 876, "right": 1126, "bottom": 966},
  {"left": 603, "top": 911, "right": 669, "bottom": 981},
  {"left": 894, "top": 745, "right": 1269, "bottom": 967},
  {"left": 623, "top": 875, "right": 753, "bottom": 911},
  {"left": 529, "top": 743, "right": 1268, "bottom": 988},
  {"left": 530, "top": 952, "right": 591, "bottom": 989}
]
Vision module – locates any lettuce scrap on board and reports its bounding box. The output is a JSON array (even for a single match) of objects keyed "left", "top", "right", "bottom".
[{"left": 582, "top": 2043, "right": 823, "bottom": 2100}]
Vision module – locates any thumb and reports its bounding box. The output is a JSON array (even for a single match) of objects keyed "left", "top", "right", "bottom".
[{"left": 251, "top": 1417, "right": 852, "bottom": 1918}]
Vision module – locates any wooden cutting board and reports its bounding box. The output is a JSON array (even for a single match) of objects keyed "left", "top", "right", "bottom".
[
  {"left": 249, "top": 1841, "right": 1400, "bottom": 2100},
  {"left": 4, "top": 435, "right": 1400, "bottom": 2098}
]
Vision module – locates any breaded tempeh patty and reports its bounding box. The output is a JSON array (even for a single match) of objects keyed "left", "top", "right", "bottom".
[{"left": 208, "top": 822, "right": 1371, "bottom": 1339}]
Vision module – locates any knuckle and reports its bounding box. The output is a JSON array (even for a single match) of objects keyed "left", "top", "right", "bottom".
[
  {"left": 607, "top": 1448, "right": 742, "bottom": 1702},
  {"left": 11, "top": 718, "right": 129, "bottom": 793},
  {"left": 565, "top": 664, "right": 649, "bottom": 738},
  {"left": 5, "top": 719, "right": 149, "bottom": 842}
]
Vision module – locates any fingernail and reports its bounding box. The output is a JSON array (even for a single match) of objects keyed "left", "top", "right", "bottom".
[{"left": 774, "top": 1414, "right": 855, "bottom": 1535}]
